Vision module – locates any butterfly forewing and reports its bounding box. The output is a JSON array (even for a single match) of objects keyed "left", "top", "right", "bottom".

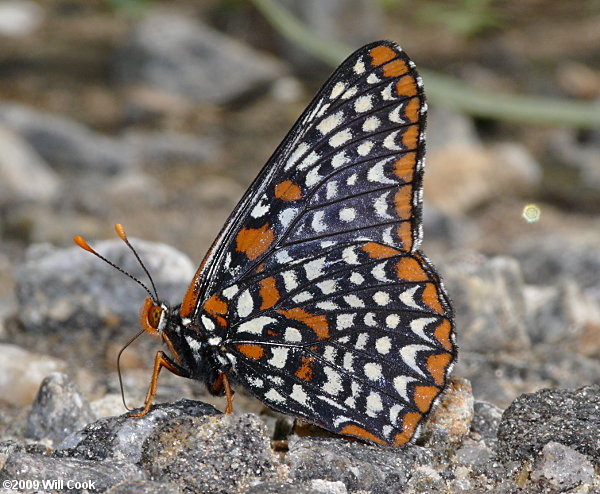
[
  {"left": 183, "top": 41, "right": 456, "bottom": 446},
  {"left": 181, "top": 41, "right": 426, "bottom": 321}
]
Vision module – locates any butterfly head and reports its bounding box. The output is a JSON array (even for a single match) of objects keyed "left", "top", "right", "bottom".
[{"left": 139, "top": 297, "right": 169, "bottom": 335}]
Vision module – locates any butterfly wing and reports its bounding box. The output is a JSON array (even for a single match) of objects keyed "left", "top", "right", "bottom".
[
  {"left": 183, "top": 41, "right": 456, "bottom": 446},
  {"left": 181, "top": 40, "right": 426, "bottom": 322}
]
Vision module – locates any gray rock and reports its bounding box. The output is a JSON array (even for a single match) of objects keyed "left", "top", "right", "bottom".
[
  {"left": 471, "top": 401, "right": 503, "bottom": 442},
  {"left": 0, "top": 125, "right": 60, "bottom": 205},
  {"left": 57, "top": 399, "right": 220, "bottom": 462},
  {"left": 442, "top": 254, "right": 531, "bottom": 353},
  {"left": 523, "top": 281, "right": 600, "bottom": 345},
  {"left": 286, "top": 437, "right": 432, "bottom": 494},
  {"left": 0, "top": 344, "right": 67, "bottom": 407},
  {"left": 123, "top": 130, "right": 219, "bottom": 167},
  {"left": 15, "top": 239, "right": 195, "bottom": 333},
  {"left": 496, "top": 385, "right": 600, "bottom": 467},
  {"left": 141, "top": 413, "right": 281, "bottom": 493},
  {"left": 512, "top": 234, "right": 600, "bottom": 306},
  {"left": 244, "top": 481, "right": 345, "bottom": 494},
  {"left": 24, "top": 373, "right": 96, "bottom": 446},
  {"left": 114, "top": 11, "right": 284, "bottom": 104},
  {"left": 454, "top": 439, "right": 492, "bottom": 468},
  {"left": 0, "top": 102, "right": 136, "bottom": 174},
  {"left": 529, "top": 441, "right": 595, "bottom": 491},
  {"left": 106, "top": 480, "right": 183, "bottom": 494},
  {"left": 0, "top": 453, "right": 145, "bottom": 492}
]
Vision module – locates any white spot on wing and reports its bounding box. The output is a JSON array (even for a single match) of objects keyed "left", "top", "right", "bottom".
[
  {"left": 265, "top": 388, "right": 286, "bottom": 403},
  {"left": 330, "top": 81, "right": 346, "bottom": 99},
  {"left": 362, "top": 116, "right": 381, "bottom": 132},
  {"left": 410, "top": 317, "right": 437, "bottom": 343},
  {"left": 329, "top": 129, "right": 352, "bottom": 148},
  {"left": 400, "top": 345, "right": 432, "bottom": 377},
  {"left": 268, "top": 347, "right": 289, "bottom": 368},
  {"left": 357, "top": 141, "right": 373, "bottom": 156},
  {"left": 339, "top": 208, "right": 356, "bottom": 222},
  {"left": 400, "top": 286, "right": 421, "bottom": 310},
  {"left": 285, "top": 327, "right": 302, "bottom": 342},
  {"left": 364, "top": 362, "right": 382, "bottom": 381},
  {"left": 237, "top": 316, "right": 276, "bottom": 334},
  {"left": 354, "top": 95, "right": 373, "bottom": 113},
  {"left": 317, "top": 111, "right": 344, "bottom": 136},
  {"left": 237, "top": 290, "right": 254, "bottom": 318},
  {"left": 366, "top": 391, "right": 383, "bottom": 417},
  {"left": 394, "top": 375, "right": 418, "bottom": 402},
  {"left": 311, "top": 211, "right": 326, "bottom": 232},
  {"left": 376, "top": 336, "right": 391, "bottom": 354}
]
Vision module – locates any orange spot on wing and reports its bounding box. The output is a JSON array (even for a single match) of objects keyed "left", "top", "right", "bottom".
[
  {"left": 236, "top": 344, "right": 264, "bottom": 360},
  {"left": 383, "top": 59, "right": 409, "bottom": 78},
  {"left": 404, "top": 97, "right": 421, "bottom": 123},
  {"left": 396, "top": 75, "right": 418, "bottom": 97},
  {"left": 204, "top": 293, "right": 228, "bottom": 327},
  {"left": 339, "top": 425, "right": 387, "bottom": 445},
  {"left": 394, "top": 185, "right": 412, "bottom": 220},
  {"left": 274, "top": 180, "right": 302, "bottom": 201},
  {"left": 369, "top": 45, "right": 397, "bottom": 66},
  {"left": 259, "top": 277, "right": 280, "bottom": 310},
  {"left": 362, "top": 242, "right": 400, "bottom": 259},
  {"left": 277, "top": 308, "right": 329, "bottom": 340},
  {"left": 434, "top": 320, "right": 453, "bottom": 351},
  {"left": 396, "top": 256, "right": 428, "bottom": 282},
  {"left": 393, "top": 153, "right": 416, "bottom": 183},
  {"left": 394, "top": 412, "right": 422, "bottom": 446},
  {"left": 236, "top": 223, "right": 275, "bottom": 261},
  {"left": 422, "top": 283, "right": 444, "bottom": 314},
  {"left": 414, "top": 385, "right": 439, "bottom": 413},
  {"left": 397, "top": 221, "right": 413, "bottom": 252},
  {"left": 427, "top": 352, "right": 453, "bottom": 386},
  {"left": 402, "top": 125, "right": 419, "bottom": 149},
  {"left": 295, "top": 356, "right": 315, "bottom": 382}
]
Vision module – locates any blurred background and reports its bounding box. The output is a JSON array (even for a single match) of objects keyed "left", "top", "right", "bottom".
[{"left": 0, "top": 0, "right": 599, "bottom": 433}]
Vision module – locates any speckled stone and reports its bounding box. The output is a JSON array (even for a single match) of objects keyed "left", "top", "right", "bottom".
[
  {"left": 57, "top": 399, "right": 220, "bottom": 462},
  {"left": 0, "top": 453, "right": 145, "bottom": 492},
  {"left": 24, "top": 372, "right": 96, "bottom": 446},
  {"left": 141, "top": 413, "right": 281, "bottom": 493},
  {"left": 496, "top": 385, "right": 600, "bottom": 467},
  {"left": 106, "top": 479, "right": 183, "bottom": 494},
  {"left": 286, "top": 436, "right": 432, "bottom": 494},
  {"left": 528, "top": 441, "right": 596, "bottom": 491}
]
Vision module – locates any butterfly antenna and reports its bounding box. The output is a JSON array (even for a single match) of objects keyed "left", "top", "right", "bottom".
[
  {"left": 117, "top": 329, "right": 145, "bottom": 411},
  {"left": 73, "top": 234, "right": 156, "bottom": 303},
  {"left": 114, "top": 224, "right": 159, "bottom": 302}
]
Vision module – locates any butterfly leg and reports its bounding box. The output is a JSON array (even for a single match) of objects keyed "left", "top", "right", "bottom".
[
  {"left": 213, "top": 372, "right": 234, "bottom": 414},
  {"left": 129, "top": 350, "right": 188, "bottom": 418}
]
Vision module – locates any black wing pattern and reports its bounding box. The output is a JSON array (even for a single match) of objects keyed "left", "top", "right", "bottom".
[{"left": 182, "top": 41, "right": 456, "bottom": 446}]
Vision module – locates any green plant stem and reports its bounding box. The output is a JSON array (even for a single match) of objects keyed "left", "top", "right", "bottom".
[{"left": 251, "top": 0, "right": 600, "bottom": 129}]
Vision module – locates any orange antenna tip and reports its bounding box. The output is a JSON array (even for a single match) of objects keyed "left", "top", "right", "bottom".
[
  {"left": 74, "top": 235, "right": 94, "bottom": 253},
  {"left": 115, "top": 223, "right": 127, "bottom": 241}
]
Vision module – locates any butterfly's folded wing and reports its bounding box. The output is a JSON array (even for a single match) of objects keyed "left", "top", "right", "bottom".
[
  {"left": 181, "top": 41, "right": 427, "bottom": 322},
  {"left": 182, "top": 41, "right": 456, "bottom": 446}
]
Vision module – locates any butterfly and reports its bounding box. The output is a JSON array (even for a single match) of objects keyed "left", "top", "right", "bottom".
[{"left": 75, "top": 41, "right": 456, "bottom": 447}]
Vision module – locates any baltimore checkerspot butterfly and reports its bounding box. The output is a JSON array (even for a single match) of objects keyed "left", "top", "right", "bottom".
[{"left": 75, "top": 41, "right": 456, "bottom": 447}]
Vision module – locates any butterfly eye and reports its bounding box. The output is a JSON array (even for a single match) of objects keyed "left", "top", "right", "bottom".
[
  {"left": 139, "top": 297, "right": 164, "bottom": 336},
  {"left": 148, "top": 305, "right": 163, "bottom": 329}
]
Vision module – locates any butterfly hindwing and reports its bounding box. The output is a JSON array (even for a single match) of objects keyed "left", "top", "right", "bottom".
[{"left": 225, "top": 241, "right": 454, "bottom": 446}]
